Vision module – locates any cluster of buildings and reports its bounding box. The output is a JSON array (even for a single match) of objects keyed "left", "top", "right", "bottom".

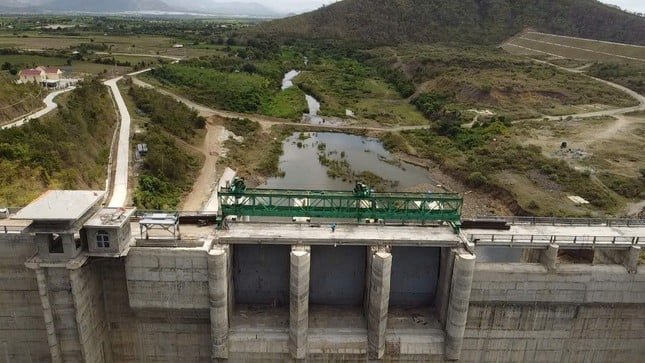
[{"left": 17, "top": 66, "right": 63, "bottom": 87}]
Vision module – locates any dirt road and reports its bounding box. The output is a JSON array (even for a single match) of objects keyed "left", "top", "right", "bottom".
[{"left": 179, "top": 122, "right": 229, "bottom": 211}]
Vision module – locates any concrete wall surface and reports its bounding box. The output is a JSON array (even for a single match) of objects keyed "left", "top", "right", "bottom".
[
  {"left": 462, "top": 262, "right": 645, "bottom": 362},
  {"left": 125, "top": 248, "right": 209, "bottom": 310},
  {"left": 46, "top": 267, "right": 83, "bottom": 361},
  {"left": 470, "top": 263, "right": 645, "bottom": 304},
  {"left": 70, "top": 261, "right": 111, "bottom": 362},
  {"left": 5, "top": 231, "right": 645, "bottom": 363},
  {"left": 102, "top": 258, "right": 211, "bottom": 363},
  {"left": 0, "top": 234, "right": 50, "bottom": 363}
]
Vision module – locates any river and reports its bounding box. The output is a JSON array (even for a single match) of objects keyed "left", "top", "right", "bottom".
[{"left": 281, "top": 69, "right": 343, "bottom": 125}]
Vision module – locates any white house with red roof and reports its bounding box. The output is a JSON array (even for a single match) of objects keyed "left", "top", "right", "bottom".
[
  {"left": 37, "top": 66, "right": 63, "bottom": 81},
  {"left": 18, "top": 66, "right": 63, "bottom": 86},
  {"left": 18, "top": 68, "right": 45, "bottom": 83}
]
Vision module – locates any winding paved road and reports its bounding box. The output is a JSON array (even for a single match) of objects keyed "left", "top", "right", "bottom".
[
  {"left": 104, "top": 77, "right": 130, "bottom": 208},
  {"left": 1, "top": 87, "right": 75, "bottom": 130},
  {"left": 104, "top": 68, "right": 153, "bottom": 208}
]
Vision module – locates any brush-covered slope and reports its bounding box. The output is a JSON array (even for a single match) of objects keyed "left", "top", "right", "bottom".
[
  {"left": 0, "top": 74, "right": 42, "bottom": 124},
  {"left": 254, "top": 0, "right": 645, "bottom": 45}
]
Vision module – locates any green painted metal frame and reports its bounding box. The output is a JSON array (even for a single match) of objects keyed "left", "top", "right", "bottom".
[{"left": 219, "top": 188, "right": 463, "bottom": 230}]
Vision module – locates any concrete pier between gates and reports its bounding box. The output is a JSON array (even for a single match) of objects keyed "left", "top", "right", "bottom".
[
  {"left": 445, "top": 250, "right": 476, "bottom": 360},
  {"left": 289, "top": 246, "right": 310, "bottom": 359},
  {"left": 367, "top": 249, "right": 392, "bottom": 360},
  {"left": 541, "top": 244, "right": 559, "bottom": 271},
  {"left": 208, "top": 246, "right": 229, "bottom": 359}
]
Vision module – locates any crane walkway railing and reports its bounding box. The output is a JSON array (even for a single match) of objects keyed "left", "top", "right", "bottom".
[
  {"left": 470, "top": 233, "right": 640, "bottom": 249},
  {"left": 474, "top": 216, "right": 645, "bottom": 227}
]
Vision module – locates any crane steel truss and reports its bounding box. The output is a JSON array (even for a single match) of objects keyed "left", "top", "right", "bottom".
[{"left": 218, "top": 188, "right": 463, "bottom": 232}]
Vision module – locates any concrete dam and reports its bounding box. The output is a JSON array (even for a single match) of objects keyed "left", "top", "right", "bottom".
[{"left": 0, "top": 188, "right": 644, "bottom": 362}]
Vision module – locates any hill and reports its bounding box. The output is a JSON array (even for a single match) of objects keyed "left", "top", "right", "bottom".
[
  {"left": 0, "top": 79, "right": 116, "bottom": 206},
  {"left": 253, "top": 0, "right": 645, "bottom": 45},
  {"left": 0, "top": 74, "right": 42, "bottom": 124}
]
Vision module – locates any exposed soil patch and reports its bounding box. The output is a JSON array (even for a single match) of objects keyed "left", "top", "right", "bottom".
[{"left": 179, "top": 117, "right": 228, "bottom": 211}]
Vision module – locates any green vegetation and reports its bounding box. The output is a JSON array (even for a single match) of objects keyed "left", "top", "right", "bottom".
[
  {"left": 259, "top": 87, "right": 308, "bottom": 120},
  {"left": 254, "top": 0, "right": 645, "bottom": 46},
  {"left": 0, "top": 79, "right": 115, "bottom": 206},
  {"left": 0, "top": 72, "right": 42, "bottom": 123},
  {"left": 128, "top": 84, "right": 206, "bottom": 143},
  {"left": 294, "top": 56, "right": 427, "bottom": 124},
  {"left": 132, "top": 127, "right": 202, "bottom": 210},
  {"left": 373, "top": 45, "right": 636, "bottom": 120},
  {"left": 223, "top": 118, "right": 260, "bottom": 137},
  {"left": 597, "top": 173, "right": 645, "bottom": 199},
  {"left": 218, "top": 119, "right": 293, "bottom": 182},
  {"left": 588, "top": 62, "right": 645, "bottom": 96},
  {"left": 120, "top": 84, "right": 204, "bottom": 210},
  {"left": 381, "top": 117, "right": 620, "bottom": 215},
  {"left": 317, "top": 146, "right": 398, "bottom": 191},
  {"left": 151, "top": 64, "right": 273, "bottom": 113}
]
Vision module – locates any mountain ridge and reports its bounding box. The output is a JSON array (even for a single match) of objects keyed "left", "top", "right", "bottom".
[{"left": 252, "top": 0, "right": 645, "bottom": 46}]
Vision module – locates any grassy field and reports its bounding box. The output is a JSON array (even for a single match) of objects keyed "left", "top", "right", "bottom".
[
  {"left": 503, "top": 32, "right": 645, "bottom": 62},
  {"left": 0, "top": 32, "right": 221, "bottom": 59},
  {"left": 521, "top": 32, "right": 645, "bottom": 60},
  {"left": 0, "top": 53, "right": 144, "bottom": 75},
  {"left": 374, "top": 45, "right": 637, "bottom": 120},
  {"left": 294, "top": 59, "right": 428, "bottom": 126},
  {"left": 511, "top": 114, "right": 644, "bottom": 212}
]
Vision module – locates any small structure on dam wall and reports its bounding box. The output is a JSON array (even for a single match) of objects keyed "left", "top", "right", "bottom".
[{"left": 0, "top": 189, "right": 643, "bottom": 362}]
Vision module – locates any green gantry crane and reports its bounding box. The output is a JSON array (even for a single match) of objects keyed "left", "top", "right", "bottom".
[{"left": 219, "top": 178, "right": 463, "bottom": 232}]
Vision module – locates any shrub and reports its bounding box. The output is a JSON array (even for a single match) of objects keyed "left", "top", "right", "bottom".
[{"left": 467, "top": 172, "right": 488, "bottom": 187}]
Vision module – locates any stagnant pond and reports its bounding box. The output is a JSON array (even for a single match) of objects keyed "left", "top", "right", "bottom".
[
  {"left": 262, "top": 132, "right": 437, "bottom": 191},
  {"left": 275, "top": 73, "right": 521, "bottom": 262}
]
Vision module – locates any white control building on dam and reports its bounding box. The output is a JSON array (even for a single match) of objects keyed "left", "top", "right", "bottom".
[{"left": 0, "top": 189, "right": 644, "bottom": 362}]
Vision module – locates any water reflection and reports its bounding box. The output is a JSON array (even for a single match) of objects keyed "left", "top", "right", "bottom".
[{"left": 262, "top": 132, "right": 437, "bottom": 191}]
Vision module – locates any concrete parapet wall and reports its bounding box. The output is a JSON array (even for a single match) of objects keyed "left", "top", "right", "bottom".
[
  {"left": 471, "top": 263, "right": 645, "bottom": 304},
  {"left": 0, "top": 234, "right": 50, "bottom": 362},
  {"left": 125, "top": 248, "right": 209, "bottom": 310}
]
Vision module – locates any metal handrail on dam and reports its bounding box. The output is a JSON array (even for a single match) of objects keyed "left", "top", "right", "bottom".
[
  {"left": 474, "top": 215, "right": 645, "bottom": 227},
  {"left": 470, "top": 233, "right": 641, "bottom": 248}
]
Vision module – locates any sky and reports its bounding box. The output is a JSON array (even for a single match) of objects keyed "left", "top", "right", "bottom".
[{"left": 230, "top": 0, "right": 645, "bottom": 14}]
